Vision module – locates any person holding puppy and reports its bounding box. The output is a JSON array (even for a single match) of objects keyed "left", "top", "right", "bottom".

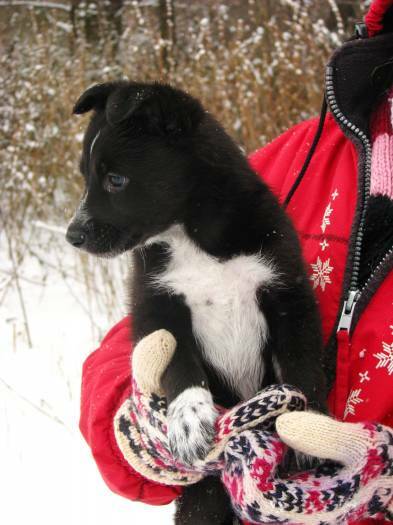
[{"left": 79, "top": 0, "right": 393, "bottom": 523}]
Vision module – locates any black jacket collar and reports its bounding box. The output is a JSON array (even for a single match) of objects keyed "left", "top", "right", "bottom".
[{"left": 327, "top": 31, "right": 393, "bottom": 136}]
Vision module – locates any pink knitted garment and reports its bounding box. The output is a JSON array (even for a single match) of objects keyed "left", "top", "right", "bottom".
[{"left": 370, "top": 87, "right": 393, "bottom": 198}]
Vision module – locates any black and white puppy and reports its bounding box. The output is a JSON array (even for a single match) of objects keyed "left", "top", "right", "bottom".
[{"left": 67, "top": 81, "right": 327, "bottom": 524}]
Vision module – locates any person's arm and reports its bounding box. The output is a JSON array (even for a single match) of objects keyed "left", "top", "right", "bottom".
[
  {"left": 79, "top": 316, "right": 182, "bottom": 505},
  {"left": 114, "top": 328, "right": 393, "bottom": 525}
]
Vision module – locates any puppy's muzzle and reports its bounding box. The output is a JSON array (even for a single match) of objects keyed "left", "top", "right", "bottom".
[
  {"left": 66, "top": 196, "right": 92, "bottom": 248},
  {"left": 66, "top": 224, "right": 87, "bottom": 247}
]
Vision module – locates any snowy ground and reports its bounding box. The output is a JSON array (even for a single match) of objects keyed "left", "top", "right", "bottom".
[{"left": 0, "top": 224, "right": 174, "bottom": 525}]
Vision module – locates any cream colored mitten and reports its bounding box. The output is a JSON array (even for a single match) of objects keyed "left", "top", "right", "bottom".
[{"left": 113, "top": 329, "right": 306, "bottom": 486}]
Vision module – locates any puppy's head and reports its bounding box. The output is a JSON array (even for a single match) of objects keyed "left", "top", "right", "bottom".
[{"left": 66, "top": 81, "right": 205, "bottom": 256}]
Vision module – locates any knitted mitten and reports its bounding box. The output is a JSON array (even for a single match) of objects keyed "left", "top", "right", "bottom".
[
  {"left": 113, "top": 329, "right": 306, "bottom": 486},
  {"left": 114, "top": 330, "right": 393, "bottom": 524},
  {"left": 223, "top": 412, "right": 393, "bottom": 524}
]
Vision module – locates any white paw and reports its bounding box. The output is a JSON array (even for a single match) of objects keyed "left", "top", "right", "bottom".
[{"left": 167, "top": 387, "right": 218, "bottom": 466}]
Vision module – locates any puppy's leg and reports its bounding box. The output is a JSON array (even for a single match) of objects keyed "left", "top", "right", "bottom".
[
  {"left": 258, "top": 284, "right": 327, "bottom": 412},
  {"left": 175, "top": 477, "right": 235, "bottom": 525},
  {"left": 167, "top": 386, "right": 217, "bottom": 465},
  {"left": 259, "top": 284, "right": 327, "bottom": 475},
  {"left": 133, "top": 253, "right": 218, "bottom": 465},
  {"left": 162, "top": 348, "right": 218, "bottom": 466}
]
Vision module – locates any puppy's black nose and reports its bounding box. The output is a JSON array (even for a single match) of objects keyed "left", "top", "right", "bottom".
[{"left": 66, "top": 227, "right": 86, "bottom": 247}]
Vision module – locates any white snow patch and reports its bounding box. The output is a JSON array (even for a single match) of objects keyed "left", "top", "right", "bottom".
[{"left": 0, "top": 227, "right": 174, "bottom": 525}]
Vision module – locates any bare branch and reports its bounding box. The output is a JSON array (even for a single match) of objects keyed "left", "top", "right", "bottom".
[
  {"left": 0, "top": 376, "right": 70, "bottom": 430},
  {"left": 33, "top": 220, "right": 67, "bottom": 236},
  {"left": 0, "top": 268, "right": 45, "bottom": 286},
  {"left": 0, "top": 1, "right": 71, "bottom": 11},
  {"left": 0, "top": 211, "right": 33, "bottom": 348}
]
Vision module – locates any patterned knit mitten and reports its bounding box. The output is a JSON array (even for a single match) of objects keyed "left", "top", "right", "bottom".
[
  {"left": 113, "top": 329, "right": 306, "bottom": 487},
  {"left": 222, "top": 411, "right": 393, "bottom": 524}
]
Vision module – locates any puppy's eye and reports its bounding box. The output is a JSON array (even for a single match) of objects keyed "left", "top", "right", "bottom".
[{"left": 104, "top": 173, "right": 129, "bottom": 193}]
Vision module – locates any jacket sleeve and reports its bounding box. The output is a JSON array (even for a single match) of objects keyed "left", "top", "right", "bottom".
[{"left": 79, "top": 316, "right": 182, "bottom": 505}]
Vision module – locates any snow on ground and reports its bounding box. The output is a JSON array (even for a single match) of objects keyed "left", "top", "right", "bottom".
[{"left": 0, "top": 225, "right": 174, "bottom": 525}]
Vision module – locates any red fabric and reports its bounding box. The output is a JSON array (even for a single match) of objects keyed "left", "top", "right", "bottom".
[
  {"left": 365, "top": 0, "right": 393, "bottom": 36},
  {"left": 80, "top": 114, "right": 393, "bottom": 523},
  {"left": 249, "top": 114, "right": 393, "bottom": 432},
  {"left": 79, "top": 316, "right": 181, "bottom": 505}
]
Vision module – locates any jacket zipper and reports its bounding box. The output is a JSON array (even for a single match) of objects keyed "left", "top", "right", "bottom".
[
  {"left": 325, "top": 65, "right": 392, "bottom": 333},
  {"left": 336, "top": 247, "right": 393, "bottom": 331}
]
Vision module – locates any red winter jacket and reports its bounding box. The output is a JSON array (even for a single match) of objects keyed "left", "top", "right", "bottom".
[{"left": 79, "top": 2, "right": 393, "bottom": 523}]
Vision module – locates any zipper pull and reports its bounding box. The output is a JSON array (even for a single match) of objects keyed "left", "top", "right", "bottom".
[{"left": 337, "top": 290, "right": 360, "bottom": 332}]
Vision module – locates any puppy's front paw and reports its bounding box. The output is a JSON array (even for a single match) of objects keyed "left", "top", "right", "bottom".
[{"left": 168, "top": 387, "right": 218, "bottom": 466}]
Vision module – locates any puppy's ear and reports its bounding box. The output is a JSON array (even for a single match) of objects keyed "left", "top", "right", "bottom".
[
  {"left": 73, "top": 83, "right": 117, "bottom": 115},
  {"left": 105, "top": 83, "right": 143, "bottom": 125},
  {"left": 106, "top": 83, "right": 205, "bottom": 136}
]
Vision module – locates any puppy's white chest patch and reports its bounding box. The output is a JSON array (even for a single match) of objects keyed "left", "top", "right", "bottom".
[{"left": 147, "top": 226, "right": 277, "bottom": 400}]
